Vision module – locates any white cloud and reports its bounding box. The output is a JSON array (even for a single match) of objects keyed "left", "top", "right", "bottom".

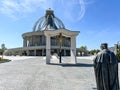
[
  {"left": 0, "top": 0, "right": 19, "bottom": 19},
  {"left": 78, "top": 0, "right": 86, "bottom": 20},
  {"left": 0, "top": 0, "right": 91, "bottom": 21},
  {"left": 0, "top": 0, "right": 54, "bottom": 19},
  {"left": 59, "top": 0, "right": 86, "bottom": 21}
]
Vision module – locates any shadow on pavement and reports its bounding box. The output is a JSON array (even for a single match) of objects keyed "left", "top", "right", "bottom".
[
  {"left": 49, "top": 63, "right": 94, "bottom": 67},
  {"left": 92, "top": 87, "right": 97, "bottom": 90}
]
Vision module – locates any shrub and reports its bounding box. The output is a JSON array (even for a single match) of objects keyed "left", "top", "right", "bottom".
[{"left": 117, "top": 46, "right": 120, "bottom": 62}]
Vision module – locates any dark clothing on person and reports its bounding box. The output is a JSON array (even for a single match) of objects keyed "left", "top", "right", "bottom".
[{"left": 94, "top": 49, "right": 119, "bottom": 90}]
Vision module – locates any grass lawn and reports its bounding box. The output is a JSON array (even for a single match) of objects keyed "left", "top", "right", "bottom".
[{"left": 0, "top": 58, "right": 11, "bottom": 63}]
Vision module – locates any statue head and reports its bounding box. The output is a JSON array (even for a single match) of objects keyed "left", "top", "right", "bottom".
[{"left": 100, "top": 43, "right": 108, "bottom": 50}]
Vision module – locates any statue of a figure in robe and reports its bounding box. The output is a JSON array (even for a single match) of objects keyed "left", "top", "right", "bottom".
[{"left": 93, "top": 43, "right": 119, "bottom": 90}]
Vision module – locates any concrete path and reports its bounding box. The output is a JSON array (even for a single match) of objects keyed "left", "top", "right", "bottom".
[{"left": 0, "top": 56, "right": 119, "bottom": 90}]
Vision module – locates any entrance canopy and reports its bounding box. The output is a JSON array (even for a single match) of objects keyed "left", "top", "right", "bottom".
[
  {"left": 44, "top": 29, "right": 79, "bottom": 37},
  {"left": 45, "top": 29, "right": 80, "bottom": 64}
]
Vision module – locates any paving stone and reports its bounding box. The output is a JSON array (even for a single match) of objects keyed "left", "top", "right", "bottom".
[{"left": 0, "top": 56, "right": 119, "bottom": 90}]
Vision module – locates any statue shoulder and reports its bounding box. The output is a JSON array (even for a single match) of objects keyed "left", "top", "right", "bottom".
[
  {"left": 97, "top": 50, "right": 104, "bottom": 55},
  {"left": 94, "top": 51, "right": 103, "bottom": 59}
]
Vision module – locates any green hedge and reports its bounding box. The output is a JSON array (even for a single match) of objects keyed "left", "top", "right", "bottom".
[{"left": 0, "top": 58, "right": 10, "bottom": 63}]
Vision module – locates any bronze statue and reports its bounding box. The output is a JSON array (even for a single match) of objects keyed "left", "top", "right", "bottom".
[{"left": 93, "top": 43, "right": 119, "bottom": 90}]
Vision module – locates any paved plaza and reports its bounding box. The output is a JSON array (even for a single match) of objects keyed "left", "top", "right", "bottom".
[{"left": 0, "top": 56, "right": 119, "bottom": 90}]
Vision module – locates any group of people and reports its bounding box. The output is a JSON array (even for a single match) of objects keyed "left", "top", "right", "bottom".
[{"left": 93, "top": 43, "right": 119, "bottom": 90}]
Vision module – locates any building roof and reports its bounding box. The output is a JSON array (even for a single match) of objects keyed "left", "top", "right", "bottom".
[
  {"left": 33, "top": 9, "right": 65, "bottom": 31},
  {"left": 109, "top": 46, "right": 115, "bottom": 52}
]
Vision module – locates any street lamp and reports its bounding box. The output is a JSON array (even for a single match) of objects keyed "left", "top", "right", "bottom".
[{"left": 58, "top": 33, "right": 62, "bottom": 63}]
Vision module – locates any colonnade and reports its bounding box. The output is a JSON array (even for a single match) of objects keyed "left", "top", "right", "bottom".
[{"left": 23, "top": 35, "right": 46, "bottom": 47}]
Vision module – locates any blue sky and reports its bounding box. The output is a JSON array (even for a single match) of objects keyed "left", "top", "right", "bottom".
[{"left": 0, "top": 0, "right": 120, "bottom": 50}]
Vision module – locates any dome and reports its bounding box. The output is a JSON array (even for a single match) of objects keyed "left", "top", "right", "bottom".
[{"left": 33, "top": 9, "right": 65, "bottom": 32}]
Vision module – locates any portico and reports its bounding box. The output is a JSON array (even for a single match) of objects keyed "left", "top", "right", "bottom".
[{"left": 44, "top": 29, "right": 79, "bottom": 64}]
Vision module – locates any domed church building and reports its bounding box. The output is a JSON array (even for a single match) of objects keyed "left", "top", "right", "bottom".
[{"left": 4, "top": 9, "right": 80, "bottom": 63}]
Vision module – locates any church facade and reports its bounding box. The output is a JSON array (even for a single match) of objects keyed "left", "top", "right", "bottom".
[{"left": 4, "top": 9, "right": 80, "bottom": 58}]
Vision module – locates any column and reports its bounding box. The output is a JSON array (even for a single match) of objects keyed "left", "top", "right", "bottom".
[
  {"left": 27, "top": 50, "right": 29, "bottom": 56},
  {"left": 42, "top": 49, "right": 44, "bottom": 56},
  {"left": 23, "top": 38, "right": 27, "bottom": 47},
  {"left": 46, "top": 35, "right": 51, "bottom": 64},
  {"left": 57, "top": 49, "right": 59, "bottom": 56},
  {"left": 19, "top": 50, "right": 22, "bottom": 56},
  {"left": 64, "top": 49, "right": 66, "bottom": 56},
  {"left": 31, "top": 37, "right": 32, "bottom": 46},
  {"left": 32, "top": 36, "right": 33, "bottom": 46},
  {"left": 27, "top": 37, "right": 30, "bottom": 46},
  {"left": 42, "top": 35, "right": 43, "bottom": 45},
  {"left": 34, "top": 49, "right": 36, "bottom": 56},
  {"left": 70, "top": 36, "right": 77, "bottom": 63}
]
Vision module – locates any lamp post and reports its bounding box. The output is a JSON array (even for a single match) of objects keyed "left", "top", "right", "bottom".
[{"left": 58, "top": 33, "right": 62, "bottom": 63}]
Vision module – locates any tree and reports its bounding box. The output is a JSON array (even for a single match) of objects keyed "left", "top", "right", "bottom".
[
  {"left": 1, "top": 43, "right": 6, "bottom": 59},
  {"left": 116, "top": 45, "right": 120, "bottom": 62},
  {"left": 80, "top": 46, "right": 87, "bottom": 51},
  {"left": 90, "top": 49, "right": 100, "bottom": 55},
  {"left": 0, "top": 49, "right": 3, "bottom": 55}
]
